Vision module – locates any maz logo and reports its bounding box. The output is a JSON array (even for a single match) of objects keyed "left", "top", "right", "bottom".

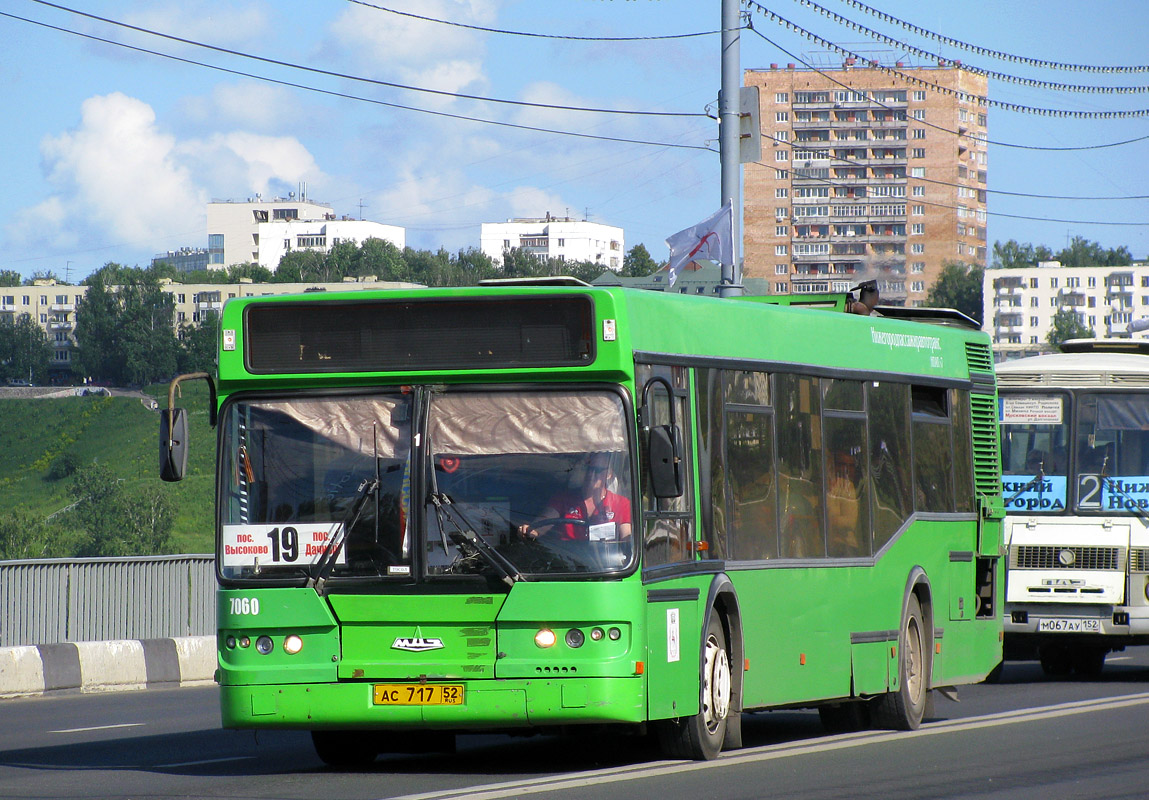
[{"left": 392, "top": 637, "right": 445, "bottom": 652}]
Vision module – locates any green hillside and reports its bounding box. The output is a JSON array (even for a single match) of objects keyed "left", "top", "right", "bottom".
[{"left": 0, "top": 384, "right": 215, "bottom": 554}]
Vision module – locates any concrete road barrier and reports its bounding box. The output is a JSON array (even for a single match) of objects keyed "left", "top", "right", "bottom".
[{"left": 0, "top": 636, "right": 215, "bottom": 699}]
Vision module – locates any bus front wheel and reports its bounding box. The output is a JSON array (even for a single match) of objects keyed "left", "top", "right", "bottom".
[
  {"left": 873, "top": 594, "right": 928, "bottom": 731},
  {"left": 656, "top": 614, "right": 732, "bottom": 760}
]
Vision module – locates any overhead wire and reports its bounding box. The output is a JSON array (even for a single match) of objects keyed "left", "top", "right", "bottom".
[
  {"left": 782, "top": 0, "right": 1149, "bottom": 94},
  {"left": 29, "top": 0, "right": 707, "bottom": 118},
  {"left": 743, "top": 3, "right": 1149, "bottom": 119},
  {"left": 743, "top": 19, "right": 1149, "bottom": 151},
  {"left": 824, "top": 0, "right": 1149, "bottom": 74},
  {"left": 2, "top": 10, "right": 715, "bottom": 152},
  {"left": 345, "top": 0, "right": 724, "bottom": 41},
  {"left": 755, "top": 129, "right": 1149, "bottom": 202}
]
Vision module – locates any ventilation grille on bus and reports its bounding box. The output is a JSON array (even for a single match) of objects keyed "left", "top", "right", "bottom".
[
  {"left": 970, "top": 392, "right": 1001, "bottom": 498},
  {"left": 1011, "top": 545, "right": 1124, "bottom": 571},
  {"left": 1131, "top": 548, "right": 1149, "bottom": 573},
  {"left": 964, "top": 341, "right": 994, "bottom": 375},
  {"left": 997, "top": 371, "right": 1149, "bottom": 388}
]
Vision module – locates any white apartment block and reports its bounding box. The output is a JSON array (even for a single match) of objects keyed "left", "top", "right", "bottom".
[
  {"left": 480, "top": 215, "right": 624, "bottom": 271},
  {"left": 984, "top": 262, "right": 1149, "bottom": 358},
  {"left": 207, "top": 198, "right": 404, "bottom": 272},
  {"left": 2, "top": 277, "right": 419, "bottom": 378}
]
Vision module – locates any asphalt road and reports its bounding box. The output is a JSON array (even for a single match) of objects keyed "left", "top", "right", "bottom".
[{"left": 2, "top": 652, "right": 1148, "bottom": 800}]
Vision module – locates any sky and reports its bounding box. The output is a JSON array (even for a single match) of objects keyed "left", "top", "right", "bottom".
[{"left": 1, "top": 0, "right": 1147, "bottom": 283}]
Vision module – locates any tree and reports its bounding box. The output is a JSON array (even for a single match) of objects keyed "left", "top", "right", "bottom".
[
  {"left": 73, "top": 267, "right": 180, "bottom": 385},
  {"left": 178, "top": 310, "right": 220, "bottom": 374},
  {"left": 1046, "top": 308, "right": 1094, "bottom": 346},
  {"left": 991, "top": 240, "right": 1054, "bottom": 270},
  {"left": 69, "top": 463, "right": 174, "bottom": 556},
  {"left": 357, "top": 238, "right": 405, "bottom": 281},
  {"left": 226, "top": 262, "right": 274, "bottom": 283},
  {"left": 0, "top": 312, "right": 52, "bottom": 384},
  {"left": 0, "top": 269, "right": 22, "bottom": 287},
  {"left": 1055, "top": 236, "right": 1133, "bottom": 268},
  {"left": 622, "top": 243, "right": 662, "bottom": 277},
  {"left": 925, "top": 261, "right": 985, "bottom": 324},
  {"left": 501, "top": 247, "right": 547, "bottom": 277}
]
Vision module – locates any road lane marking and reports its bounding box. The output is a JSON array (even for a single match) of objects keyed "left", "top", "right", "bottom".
[
  {"left": 385, "top": 692, "right": 1149, "bottom": 800},
  {"left": 50, "top": 723, "right": 145, "bottom": 734},
  {"left": 156, "top": 756, "right": 256, "bottom": 768}
]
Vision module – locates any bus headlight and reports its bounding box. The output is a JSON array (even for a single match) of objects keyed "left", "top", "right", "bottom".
[
  {"left": 255, "top": 635, "right": 274, "bottom": 655},
  {"left": 565, "top": 629, "right": 585, "bottom": 648},
  {"left": 283, "top": 634, "right": 304, "bottom": 654},
  {"left": 534, "top": 629, "right": 557, "bottom": 648}
]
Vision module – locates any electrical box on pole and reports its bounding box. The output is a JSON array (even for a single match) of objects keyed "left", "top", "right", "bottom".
[{"left": 739, "top": 86, "right": 761, "bottom": 165}]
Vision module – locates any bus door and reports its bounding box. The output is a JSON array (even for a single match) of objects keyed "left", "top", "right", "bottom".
[{"left": 637, "top": 363, "right": 707, "bottom": 721}]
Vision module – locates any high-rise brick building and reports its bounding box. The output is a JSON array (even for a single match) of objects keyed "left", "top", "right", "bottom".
[{"left": 743, "top": 62, "right": 988, "bottom": 305}]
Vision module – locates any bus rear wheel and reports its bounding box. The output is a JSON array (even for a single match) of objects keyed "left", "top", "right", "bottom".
[
  {"left": 656, "top": 614, "right": 731, "bottom": 760},
  {"left": 1071, "top": 646, "right": 1107, "bottom": 678},
  {"left": 873, "top": 594, "right": 928, "bottom": 731}
]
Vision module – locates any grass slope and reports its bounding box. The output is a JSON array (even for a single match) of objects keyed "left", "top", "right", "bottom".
[{"left": 0, "top": 384, "right": 216, "bottom": 554}]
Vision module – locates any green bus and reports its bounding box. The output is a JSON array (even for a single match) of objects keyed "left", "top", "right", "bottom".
[{"left": 160, "top": 279, "right": 1003, "bottom": 763}]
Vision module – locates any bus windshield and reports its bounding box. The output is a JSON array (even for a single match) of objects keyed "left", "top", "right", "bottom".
[
  {"left": 218, "top": 388, "right": 635, "bottom": 582},
  {"left": 1000, "top": 393, "right": 1069, "bottom": 514},
  {"left": 1073, "top": 392, "right": 1149, "bottom": 515}
]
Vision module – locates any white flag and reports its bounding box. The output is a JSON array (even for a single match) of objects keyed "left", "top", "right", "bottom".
[{"left": 664, "top": 200, "right": 734, "bottom": 287}]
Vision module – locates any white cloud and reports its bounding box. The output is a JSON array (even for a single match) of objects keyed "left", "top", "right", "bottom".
[
  {"left": 36, "top": 93, "right": 205, "bottom": 247},
  {"left": 6, "top": 92, "right": 328, "bottom": 258},
  {"left": 325, "top": 1, "right": 498, "bottom": 103},
  {"left": 181, "top": 82, "right": 300, "bottom": 131}
]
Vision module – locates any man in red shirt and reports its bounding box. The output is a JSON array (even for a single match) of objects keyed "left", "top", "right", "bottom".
[{"left": 522, "top": 452, "right": 632, "bottom": 542}]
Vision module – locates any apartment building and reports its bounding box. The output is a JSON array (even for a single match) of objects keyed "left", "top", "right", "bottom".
[
  {"left": 207, "top": 198, "right": 405, "bottom": 272},
  {"left": 984, "top": 262, "right": 1149, "bottom": 358},
  {"left": 1, "top": 276, "right": 420, "bottom": 378},
  {"left": 480, "top": 214, "right": 624, "bottom": 271},
  {"left": 743, "top": 61, "right": 988, "bottom": 305}
]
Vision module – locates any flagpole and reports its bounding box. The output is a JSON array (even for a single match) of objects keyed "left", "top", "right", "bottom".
[{"left": 719, "top": 0, "right": 743, "bottom": 297}]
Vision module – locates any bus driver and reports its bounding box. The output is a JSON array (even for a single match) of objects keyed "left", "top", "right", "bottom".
[{"left": 520, "top": 452, "right": 633, "bottom": 542}]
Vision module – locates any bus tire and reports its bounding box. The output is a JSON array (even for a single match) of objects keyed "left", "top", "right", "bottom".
[
  {"left": 1039, "top": 643, "right": 1072, "bottom": 677},
  {"left": 1071, "top": 646, "right": 1106, "bottom": 678},
  {"left": 873, "top": 594, "right": 928, "bottom": 731},
  {"left": 656, "top": 614, "right": 731, "bottom": 760},
  {"left": 310, "top": 730, "right": 377, "bottom": 767}
]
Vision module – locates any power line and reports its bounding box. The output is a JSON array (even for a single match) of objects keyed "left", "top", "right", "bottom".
[
  {"left": 29, "top": 0, "right": 707, "bottom": 118},
  {"left": 757, "top": 129, "right": 1149, "bottom": 201},
  {"left": 749, "top": 159, "right": 1148, "bottom": 226},
  {"left": 2, "top": 10, "right": 715, "bottom": 152},
  {"left": 824, "top": 0, "right": 1149, "bottom": 74},
  {"left": 744, "top": 19, "right": 1149, "bottom": 150},
  {"left": 743, "top": 3, "right": 1149, "bottom": 119},
  {"left": 783, "top": 0, "right": 1149, "bottom": 94},
  {"left": 345, "top": 0, "right": 723, "bottom": 41}
]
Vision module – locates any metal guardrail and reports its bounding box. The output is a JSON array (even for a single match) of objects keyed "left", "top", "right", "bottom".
[{"left": 0, "top": 555, "right": 215, "bottom": 648}]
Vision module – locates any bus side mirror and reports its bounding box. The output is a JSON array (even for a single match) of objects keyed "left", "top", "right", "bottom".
[
  {"left": 160, "top": 407, "right": 189, "bottom": 482},
  {"left": 649, "top": 424, "right": 684, "bottom": 498},
  {"left": 158, "top": 371, "right": 217, "bottom": 483}
]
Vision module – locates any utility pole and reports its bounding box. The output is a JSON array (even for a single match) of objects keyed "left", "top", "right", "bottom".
[{"left": 719, "top": 0, "right": 743, "bottom": 297}]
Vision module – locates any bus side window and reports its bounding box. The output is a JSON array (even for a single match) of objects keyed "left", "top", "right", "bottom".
[
  {"left": 868, "top": 381, "right": 912, "bottom": 552},
  {"left": 776, "top": 373, "right": 824, "bottom": 558},
  {"left": 639, "top": 364, "right": 694, "bottom": 567}
]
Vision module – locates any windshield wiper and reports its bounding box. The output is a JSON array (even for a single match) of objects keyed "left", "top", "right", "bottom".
[
  {"left": 1097, "top": 457, "right": 1149, "bottom": 523},
  {"left": 428, "top": 492, "right": 523, "bottom": 587},
  {"left": 308, "top": 476, "right": 379, "bottom": 595},
  {"left": 1007, "top": 465, "right": 1046, "bottom": 505}
]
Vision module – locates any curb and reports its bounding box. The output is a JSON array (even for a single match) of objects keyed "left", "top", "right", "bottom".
[{"left": 0, "top": 636, "right": 216, "bottom": 699}]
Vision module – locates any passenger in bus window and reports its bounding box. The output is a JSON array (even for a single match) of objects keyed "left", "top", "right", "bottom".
[{"left": 520, "top": 452, "right": 633, "bottom": 541}]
